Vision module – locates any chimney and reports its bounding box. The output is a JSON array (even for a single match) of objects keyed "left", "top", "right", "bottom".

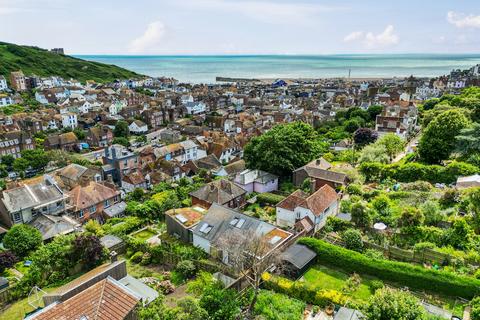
[
  {"left": 110, "top": 250, "right": 118, "bottom": 263},
  {"left": 316, "top": 159, "right": 321, "bottom": 166}
]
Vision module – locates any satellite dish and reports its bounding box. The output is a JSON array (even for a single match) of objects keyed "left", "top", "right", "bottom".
[{"left": 373, "top": 222, "right": 387, "bottom": 231}]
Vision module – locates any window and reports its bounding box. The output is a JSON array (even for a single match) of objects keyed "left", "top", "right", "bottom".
[
  {"left": 79, "top": 210, "right": 84, "bottom": 218},
  {"left": 89, "top": 206, "right": 96, "bottom": 213},
  {"left": 104, "top": 199, "right": 110, "bottom": 208},
  {"left": 114, "top": 195, "right": 119, "bottom": 202},
  {"left": 13, "top": 212, "right": 22, "bottom": 223}
]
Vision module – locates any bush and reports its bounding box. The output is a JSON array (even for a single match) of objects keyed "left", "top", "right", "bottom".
[
  {"left": 176, "top": 260, "right": 197, "bottom": 279},
  {"left": 471, "top": 296, "right": 480, "bottom": 320},
  {"left": 256, "top": 193, "right": 286, "bottom": 205},
  {"left": 324, "top": 216, "right": 352, "bottom": 233},
  {"left": 131, "top": 251, "right": 144, "bottom": 263},
  {"left": 0, "top": 251, "right": 17, "bottom": 273},
  {"left": 298, "top": 237, "right": 480, "bottom": 298},
  {"left": 3, "top": 224, "right": 43, "bottom": 258},
  {"left": 254, "top": 290, "right": 305, "bottom": 320},
  {"left": 369, "top": 280, "right": 384, "bottom": 293},
  {"left": 341, "top": 229, "right": 364, "bottom": 252}
]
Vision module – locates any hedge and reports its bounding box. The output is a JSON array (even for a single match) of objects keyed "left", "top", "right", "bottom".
[
  {"left": 256, "top": 192, "right": 286, "bottom": 205},
  {"left": 360, "top": 161, "right": 479, "bottom": 184},
  {"left": 298, "top": 237, "right": 480, "bottom": 299}
]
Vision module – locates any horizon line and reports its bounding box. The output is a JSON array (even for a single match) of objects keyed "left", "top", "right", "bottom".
[{"left": 72, "top": 52, "right": 480, "bottom": 57}]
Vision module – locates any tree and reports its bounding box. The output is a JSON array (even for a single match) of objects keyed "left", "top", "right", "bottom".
[
  {"left": 470, "top": 296, "right": 480, "bottom": 320},
  {"left": 216, "top": 228, "right": 279, "bottom": 316},
  {"left": 456, "top": 123, "right": 480, "bottom": 156},
  {"left": 1, "top": 154, "right": 15, "bottom": 167},
  {"left": 170, "top": 297, "right": 209, "bottom": 320},
  {"left": 0, "top": 251, "right": 17, "bottom": 273},
  {"left": 363, "top": 287, "right": 426, "bottom": 320},
  {"left": 244, "top": 122, "right": 326, "bottom": 177},
  {"left": 367, "top": 105, "right": 384, "bottom": 121},
  {"left": 21, "top": 148, "right": 51, "bottom": 170},
  {"left": 3, "top": 224, "right": 43, "bottom": 258},
  {"left": 73, "top": 128, "right": 86, "bottom": 140},
  {"left": 443, "top": 218, "right": 474, "bottom": 250},
  {"left": 353, "top": 128, "right": 378, "bottom": 147},
  {"left": 358, "top": 143, "right": 389, "bottom": 164},
  {"left": 419, "top": 109, "right": 470, "bottom": 164},
  {"left": 350, "top": 201, "right": 372, "bottom": 229},
  {"left": 72, "top": 235, "right": 107, "bottom": 269},
  {"left": 112, "top": 137, "right": 130, "bottom": 147},
  {"left": 199, "top": 282, "right": 240, "bottom": 320},
  {"left": 377, "top": 133, "right": 405, "bottom": 163},
  {"left": 341, "top": 229, "right": 364, "bottom": 252},
  {"left": 13, "top": 157, "right": 29, "bottom": 173},
  {"left": 114, "top": 120, "right": 130, "bottom": 138}
]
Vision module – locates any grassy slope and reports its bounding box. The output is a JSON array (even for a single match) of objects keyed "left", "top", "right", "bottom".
[{"left": 0, "top": 42, "right": 140, "bottom": 83}]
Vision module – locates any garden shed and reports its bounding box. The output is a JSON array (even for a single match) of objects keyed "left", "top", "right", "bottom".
[{"left": 281, "top": 244, "right": 317, "bottom": 279}]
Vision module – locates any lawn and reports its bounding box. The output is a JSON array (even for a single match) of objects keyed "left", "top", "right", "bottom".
[
  {"left": 300, "top": 264, "right": 374, "bottom": 302},
  {"left": 0, "top": 287, "right": 57, "bottom": 320},
  {"left": 130, "top": 228, "right": 157, "bottom": 242}
]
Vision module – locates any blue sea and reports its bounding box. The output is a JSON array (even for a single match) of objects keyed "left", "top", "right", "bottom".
[{"left": 76, "top": 54, "right": 480, "bottom": 84}]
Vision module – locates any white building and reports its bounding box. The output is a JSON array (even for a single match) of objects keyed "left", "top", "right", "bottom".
[
  {"left": 129, "top": 120, "right": 148, "bottom": 134},
  {"left": 0, "top": 95, "right": 13, "bottom": 107},
  {"left": 61, "top": 112, "right": 78, "bottom": 129},
  {"left": 0, "top": 76, "right": 8, "bottom": 91},
  {"left": 184, "top": 101, "right": 206, "bottom": 115}
]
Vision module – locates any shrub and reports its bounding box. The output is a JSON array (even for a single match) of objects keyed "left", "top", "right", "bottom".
[
  {"left": 131, "top": 251, "right": 144, "bottom": 263},
  {"left": 471, "top": 296, "right": 480, "bottom": 320},
  {"left": 341, "top": 229, "right": 364, "bottom": 252},
  {"left": 298, "top": 237, "right": 480, "bottom": 298},
  {"left": 176, "top": 260, "right": 197, "bottom": 279},
  {"left": 369, "top": 280, "right": 384, "bottom": 293},
  {"left": 140, "top": 252, "right": 152, "bottom": 265},
  {"left": 254, "top": 290, "right": 305, "bottom": 320},
  {"left": 363, "top": 287, "right": 426, "bottom": 320},
  {"left": 0, "top": 251, "right": 17, "bottom": 273},
  {"left": 324, "top": 216, "right": 352, "bottom": 233},
  {"left": 256, "top": 193, "right": 286, "bottom": 205}
]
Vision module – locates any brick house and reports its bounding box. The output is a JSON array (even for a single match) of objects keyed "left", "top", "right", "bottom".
[{"left": 189, "top": 179, "right": 247, "bottom": 209}]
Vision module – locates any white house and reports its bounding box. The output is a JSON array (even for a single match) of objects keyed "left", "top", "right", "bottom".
[
  {"left": 61, "top": 112, "right": 78, "bottom": 129},
  {"left": 129, "top": 120, "right": 148, "bottom": 134},
  {"left": 234, "top": 169, "right": 278, "bottom": 194},
  {"left": 0, "top": 95, "right": 13, "bottom": 107},
  {"left": 178, "top": 140, "right": 206, "bottom": 164},
  {"left": 184, "top": 101, "right": 206, "bottom": 115},
  {"left": 0, "top": 76, "right": 8, "bottom": 91},
  {"left": 276, "top": 184, "right": 339, "bottom": 232}
]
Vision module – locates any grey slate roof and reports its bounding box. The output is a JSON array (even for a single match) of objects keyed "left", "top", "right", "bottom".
[
  {"left": 103, "top": 201, "right": 127, "bottom": 218},
  {"left": 28, "top": 214, "right": 79, "bottom": 241},
  {"left": 281, "top": 244, "right": 317, "bottom": 269},
  {"left": 189, "top": 179, "right": 246, "bottom": 205},
  {"left": 2, "top": 180, "right": 66, "bottom": 213},
  {"left": 191, "top": 203, "right": 275, "bottom": 243}
]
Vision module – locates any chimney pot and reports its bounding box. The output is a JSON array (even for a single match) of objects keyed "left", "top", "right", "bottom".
[{"left": 110, "top": 250, "right": 118, "bottom": 262}]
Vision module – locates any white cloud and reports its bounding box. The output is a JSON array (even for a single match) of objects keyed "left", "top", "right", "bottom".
[
  {"left": 447, "top": 11, "right": 480, "bottom": 28},
  {"left": 365, "top": 25, "right": 399, "bottom": 48},
  {"left": 343, "top": 25, "right": 399, "bottom": 49},
  {"left": 344, "top": 31, "right": 363, "bottom": 42},
  {"left": 128, "top": 21, "right": 166, "bottom": 54}
]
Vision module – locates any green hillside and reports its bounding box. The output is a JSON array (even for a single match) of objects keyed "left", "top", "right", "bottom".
[{"left": 0, "top": 42, "right": 140, "bottom": 83}]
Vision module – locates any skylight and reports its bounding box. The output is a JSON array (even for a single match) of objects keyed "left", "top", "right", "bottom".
[
  {"left": 230, "top": 218, "right": 239, "bottom": 226},
  {"left": 176, "top": 214, "right": 188, "bottom": 224},
  {"left": 269, "top": 235, "right": 282, "bottom": 245},
  {"left": 199, "top": 223, "right": 212, "bottom": 234},
  {"left": 236, "top": 218, "right": 245, "bottom": 228}
]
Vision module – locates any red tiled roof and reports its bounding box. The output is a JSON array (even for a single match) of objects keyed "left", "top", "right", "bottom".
[
  {"left": 277, "top": 185, "right": 338, "bottom": 216},
  {"left": 69, "top": 181, "right": 119, "bottom": 211},
  {"left": 31, "top": 277, "right": 139, "bottom": 320}
]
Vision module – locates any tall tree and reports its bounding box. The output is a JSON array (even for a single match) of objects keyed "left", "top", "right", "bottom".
[
  {"left": 3, "top": 224, "right": 43, "bottom": 258},
  {"left": 114, "top": 120, "right": 130, "bottom": 138},
  {"left": 353, "top": 128, "right": 378, "bottom": 147},
  {"left": 376, "top": 133, "right": 405, "bottom": 163},
  {"left": 243, "top": 122, "right": 326, "bottom": 177},
  {"left": 456, "top": 123, "right": 480, "bottom": 156},
  {"left": 419, "top": 109, "right": 470, "bottom": 163}
]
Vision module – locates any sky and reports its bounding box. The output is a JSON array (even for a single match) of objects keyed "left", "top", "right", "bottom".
[{"left": 0, "top": 0, "right": 479, "bottom": 55}]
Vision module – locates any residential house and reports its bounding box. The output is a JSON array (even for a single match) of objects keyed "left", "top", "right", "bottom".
[
  {"left": 375, "top": 104, "right": 418, "bottom": 139},
  {"left": 0, "top": 76, "right": 7, "bottom": 91},
  {"left": 56, "top": 163, "right": 102, "bottom": 190},
  {"left": 234, "top": 169, "right": 278, "bottom": 193},
  {"left": 26, "top": 259, "right": 158, "bottom": 320},
  {"left": 61, "top": 112, "right": 78, "bottom": 129},
  {"left": 44, "top": 132, "right": 79, "bottom": 152},
  {"left": 0, "top": 94, "right": 12, "bottom": 107},
  {"left": 28, "top": 214, "right": 80, "bottom": 242},
  {"left": 165, "top": 206, "right": 207, "bottom": 243},
  {"left": 0, "top": 130, "right": 35, "bottom": 158},
  {"left": 86, "top": 125, "right": 114, "bottom": 148},
  {"left": 192, "top": 203, "right": 292, "bottom": 265},
  {"left": 102, "top": 145, "right": 139, "bottom": 184},
  {"left": 184, "top": 101, "right": 207, "bottom": 115},
  {"left": 189, "top": 179, "right": 247, "bottom": 209},
  {"left": 293, "top": 158, "right": 348, "bottom": 191},
  {"left": 0, "top": 175, "right": 68, "bottom": 227},
  {"left": 9, "top": 71, "right": 27, "bottom": 92},
  {"left": 129, "top": 120, "right": 148, "bottom": 134},
  {"left": 276, "top": 184, "right": 339, "bottom": 232},
  {"left": 121, "top": 171, "right": 148, "bottom": 192},
  {"left": 68, "top": 181, "right": 120, "bottom": 222}
]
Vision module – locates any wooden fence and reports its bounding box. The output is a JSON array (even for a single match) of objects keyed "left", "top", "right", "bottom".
[{"left": 320, "top": 233, "right": 479, "bottom": 267}]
